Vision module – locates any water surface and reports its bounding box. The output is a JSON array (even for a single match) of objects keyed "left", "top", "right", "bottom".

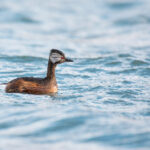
[{"left": 0, "top": 0, "right": 150, "bottom": 150}]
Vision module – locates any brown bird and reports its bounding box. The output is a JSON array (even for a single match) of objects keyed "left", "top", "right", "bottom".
[{"left": 5, "top": 49, "right": 73, "bottom": 95}]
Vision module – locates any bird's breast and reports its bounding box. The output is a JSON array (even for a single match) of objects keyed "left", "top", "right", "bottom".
[{"left": 48, "top": 85, "right": 58, "bottom": 93}]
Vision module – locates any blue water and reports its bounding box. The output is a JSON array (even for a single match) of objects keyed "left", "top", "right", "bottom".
[{"left": 0, "top": 0, "right": 150, "bottom": 149}]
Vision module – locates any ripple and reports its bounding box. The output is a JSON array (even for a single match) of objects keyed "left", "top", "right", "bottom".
[
  {"left": 83, "top": 132, "right": 150, "bottom": 147},
  {"left": 14, "top": 115, "right": 86, "bottom": 138},
  {"left": 130, "top": 60, "right": 148, "bottom": 66},
  {"left": 75, "top": 57, "right": 103, "bottom": 66},
  {"left": 114, "top": 17, "right": 140, "bottom": 26},
  {"left": 15, "top": 15, "right": 39, "bottom": 24},
  {"left": 0, "top": 11, "right": 39, "bottom": 24},
  {"left": 122, "top": 80, "right": 133, "bottom": 84},
  {"left": 109, "top": 68, "right": 137, "bottom": 75},
  {"left": 107, "top": 0, "right": 138, "bottom": 9},
  {"left": 107, "top": 89, "right": 137, "bottom": 99},
  {"left": 139, "top": 68, "right": 150, "bottom": 76},
  {"left": 118, "top": 54, "right": 132, "bottom": 58},
  {"left": 82, "top": 68, "right": 101, "bottom": 73},
  {"left": 105, "top": 61, "right": 122, "bottom": 67},
  {"left": 0, "top": 55, "right": 46, "bottom": 63},
  {"left": 103, "top": 99, "right": 134, "bottom": 106}
]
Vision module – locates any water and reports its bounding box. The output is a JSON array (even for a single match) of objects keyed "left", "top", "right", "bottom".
[{"left": 0, "top": 0, "right": 150, "bottom": 149}]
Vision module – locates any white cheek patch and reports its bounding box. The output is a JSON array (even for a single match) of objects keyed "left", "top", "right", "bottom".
[{"left": 50, "top": 53, "right": 62, "bottom": 63}]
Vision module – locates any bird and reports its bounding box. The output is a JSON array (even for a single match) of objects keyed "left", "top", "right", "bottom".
[{"left": 5, "top": 49, "right": 73, "bottom": 95}]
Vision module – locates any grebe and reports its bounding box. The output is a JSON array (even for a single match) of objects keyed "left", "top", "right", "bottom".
[{"left": 5, "top": 49, "right": 73, "bottom": 95}]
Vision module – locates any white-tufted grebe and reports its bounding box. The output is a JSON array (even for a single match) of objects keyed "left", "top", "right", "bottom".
[{"left": 5, "top": 49, "right": 73, "bottom": 95}]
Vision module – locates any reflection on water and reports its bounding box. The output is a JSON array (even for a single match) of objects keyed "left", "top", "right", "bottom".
[{"left": 0, "top": 0, "right": 150, "bottom": 150}]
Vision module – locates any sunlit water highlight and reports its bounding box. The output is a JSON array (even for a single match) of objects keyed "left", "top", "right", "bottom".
[{"left": 0, "top": 0, "right": 150, "bottom": 150}]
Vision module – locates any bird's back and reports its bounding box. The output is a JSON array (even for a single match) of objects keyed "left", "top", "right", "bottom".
[{"left": 5, "top": 77, "right": 56, "bottom": 94}]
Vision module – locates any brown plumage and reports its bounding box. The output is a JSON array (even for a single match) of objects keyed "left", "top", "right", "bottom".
[{"left": 5, "top": 49, "right": 73, "bottom": 95}]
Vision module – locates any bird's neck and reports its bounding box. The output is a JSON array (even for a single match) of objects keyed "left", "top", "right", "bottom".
[{"left": 46, "top": 61, "right": 57, "bottom": 85}]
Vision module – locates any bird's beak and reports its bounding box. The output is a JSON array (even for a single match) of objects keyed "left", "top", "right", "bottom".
[{"left": 65, "top": 58, "right": 73, "bottom": 62}]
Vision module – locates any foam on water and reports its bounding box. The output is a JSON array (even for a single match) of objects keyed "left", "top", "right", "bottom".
[{"left": 0, "top": 0, "right": 150, "bottom": 150}]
